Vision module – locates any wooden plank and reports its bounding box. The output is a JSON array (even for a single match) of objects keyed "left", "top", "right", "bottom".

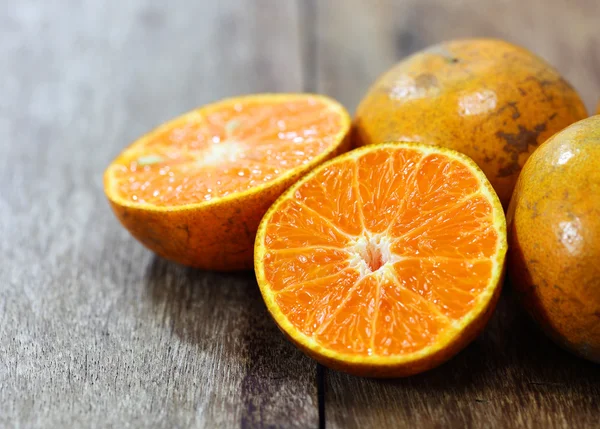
[
  {"left": 0, "top": 1, "right": 317, "bottom": 427},
  {"left": 315, "top": 0, "right": 600, "bottom": 114},
  {"left": 323, "top": 292, "right": 600, "bottom": 428},
  {"left": 315, "top": 1, "right": 600, "bottom": 427}
]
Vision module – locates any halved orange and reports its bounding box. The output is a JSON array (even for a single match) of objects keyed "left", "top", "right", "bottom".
[
  {"left": 255, "top": 142, "right": 507, "bottom": 377},
  {"left": 104, "top": 94, "right": 351, "bottom": 270}
]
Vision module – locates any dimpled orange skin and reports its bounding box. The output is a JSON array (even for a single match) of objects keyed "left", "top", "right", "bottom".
[
  {"left": 107, "top": 180, "right": 291, "bottom": 271},
  {"left": 507, "top": 116, "right": 600, "bottom": 362},
  {"left": 353, "top": 39, "right": 587, "bottom": 208}
]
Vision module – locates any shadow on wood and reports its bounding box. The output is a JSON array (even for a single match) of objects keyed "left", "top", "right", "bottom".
[
  {"left": 325, "top": 285, "right": 600, "bottom": 428},
  {"left": 144, "top": 257, "right": 319, "bottom": 428}
]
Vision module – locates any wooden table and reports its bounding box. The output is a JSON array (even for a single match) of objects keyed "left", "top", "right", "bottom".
[{"left": 2, "top": 1, "right": 599, "bottom": 427}]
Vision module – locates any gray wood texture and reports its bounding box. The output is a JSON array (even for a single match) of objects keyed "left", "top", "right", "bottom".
[
  {"left": 1, "top": 0, "right": 599, "bottom": 428},
  {"left": 1, "top": 1, "right": 316, "bottom": 428},
  {"left": 323, "top": 293, "right": 600, "bottom": 428}
]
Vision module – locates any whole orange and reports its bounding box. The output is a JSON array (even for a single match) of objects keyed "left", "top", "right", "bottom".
[
  {"left": 507, "top": 116, "right": 600, "bottom": 362},
  {"left": 353, "top": 39, "right": 587, "bottom": 207}
]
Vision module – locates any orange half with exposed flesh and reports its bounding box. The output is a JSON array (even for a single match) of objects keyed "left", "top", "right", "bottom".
[
  {"left": 104, "top": 94, "right": 351, "bottom": 270},
  {"left": 255, "top": 142, "right": 507, "bottom": 377}
]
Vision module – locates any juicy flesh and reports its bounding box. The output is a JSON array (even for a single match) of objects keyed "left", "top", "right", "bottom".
[
  {"left": 262, "top": 148, "right": 500, "bottom": 357},
  {"left": 110, "top": 97, "right": 344, "bottom": 205}
]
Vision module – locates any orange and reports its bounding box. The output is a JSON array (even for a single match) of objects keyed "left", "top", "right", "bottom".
[
  {"left": 255, "top": 142, "right": 507, "bottom": 377},
  {"left": 508, "top": 116, "right": 600, "bottom": 362},
  {"left": 104, "top": 94, "right": 351, "bottom": 270},
  {"left": 353, "top": 38, "right": 587, "bottom": 208}
]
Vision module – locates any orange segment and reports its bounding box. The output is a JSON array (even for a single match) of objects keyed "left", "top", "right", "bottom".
[
  {"left": 392, "top": 258, "right": 493, "bottom": 319},
  {"left": 264, "top": 247, "right": 352, "bottom": 290},
  {"left": 255, "top": 142, "right": 507, "bottom": 377},
  {"left": 104, "top": 94, "right": 350, "bottom": 270},
  {"left": 391, "top": 196, "right": 499, "bottom": 259},
  {"left": 275, "top": 268, "right": 361, "bottom": 337},
  {"left": 372, "top": 273, "right": 448, "bottom": 356},
  {"left": 264, "top": 199, "right": 352, "bottom": 250},
  {"left": 313, "top": 274, "right": 380, "bottom": 355},
  {"left": 356, "top": 147, "right": 422, "bottom": 233},
  {"left": 293, "top": 159, "right": 364, "bottom": 235}
]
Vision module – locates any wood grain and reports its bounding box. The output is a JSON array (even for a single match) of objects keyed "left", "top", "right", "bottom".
[
  {"left": 315, "top": 1, "right": 600, "bottom": 427},
  {"left": 323, "top": 289, "right": 600, "bottom": 428},
  {"left": 2, "top": 0, "right": 600, "bottom": 427},
  {"left": 0, "top": 1, "right": 317, "bottom": 427}
]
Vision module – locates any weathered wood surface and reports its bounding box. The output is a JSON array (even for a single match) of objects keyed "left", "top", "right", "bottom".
[
  {"left": 1, "top": 0, "right": 600, "bottom": 428},
  {"left": 323, "top": 290, "right": 600, "bottom": 429},
  {"left": 0, "top": 1, "right": 317, "bottom": 428},
  {"left": 315, "top": 1, "right": 600, "bottom": 427}
]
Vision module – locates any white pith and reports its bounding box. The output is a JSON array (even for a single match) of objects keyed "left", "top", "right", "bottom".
[
  {"left": 197, "top": 140, "right": 245, "bottom": 167},
  {"left": 347, "top": 232, "right": 402, "bottom": 278}
]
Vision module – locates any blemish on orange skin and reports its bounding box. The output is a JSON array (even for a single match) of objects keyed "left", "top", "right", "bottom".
[
  {"left": 508, "top": 115, "right": 600, "bottom": 363},
  {"left": 353, "top": 38, "right": 587, "bottom": 208}
]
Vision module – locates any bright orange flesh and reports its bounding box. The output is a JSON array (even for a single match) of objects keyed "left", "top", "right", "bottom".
[
  {"left": 255, "top": 143, "right": 506, "bottom": 376},
  {"left": 108, "top": 97, "right": 345, "bottom": 206},
  {"left": 104, "top": 94, "right": 350, "bottom": 270}
]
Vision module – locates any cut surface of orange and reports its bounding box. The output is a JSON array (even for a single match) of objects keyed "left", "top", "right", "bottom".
[
  {"left": 104, "top": 94, "right": 350, "bottom": 270},
  {"left": 255, "top": 142, "right": 507, "bottom": 377}
]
